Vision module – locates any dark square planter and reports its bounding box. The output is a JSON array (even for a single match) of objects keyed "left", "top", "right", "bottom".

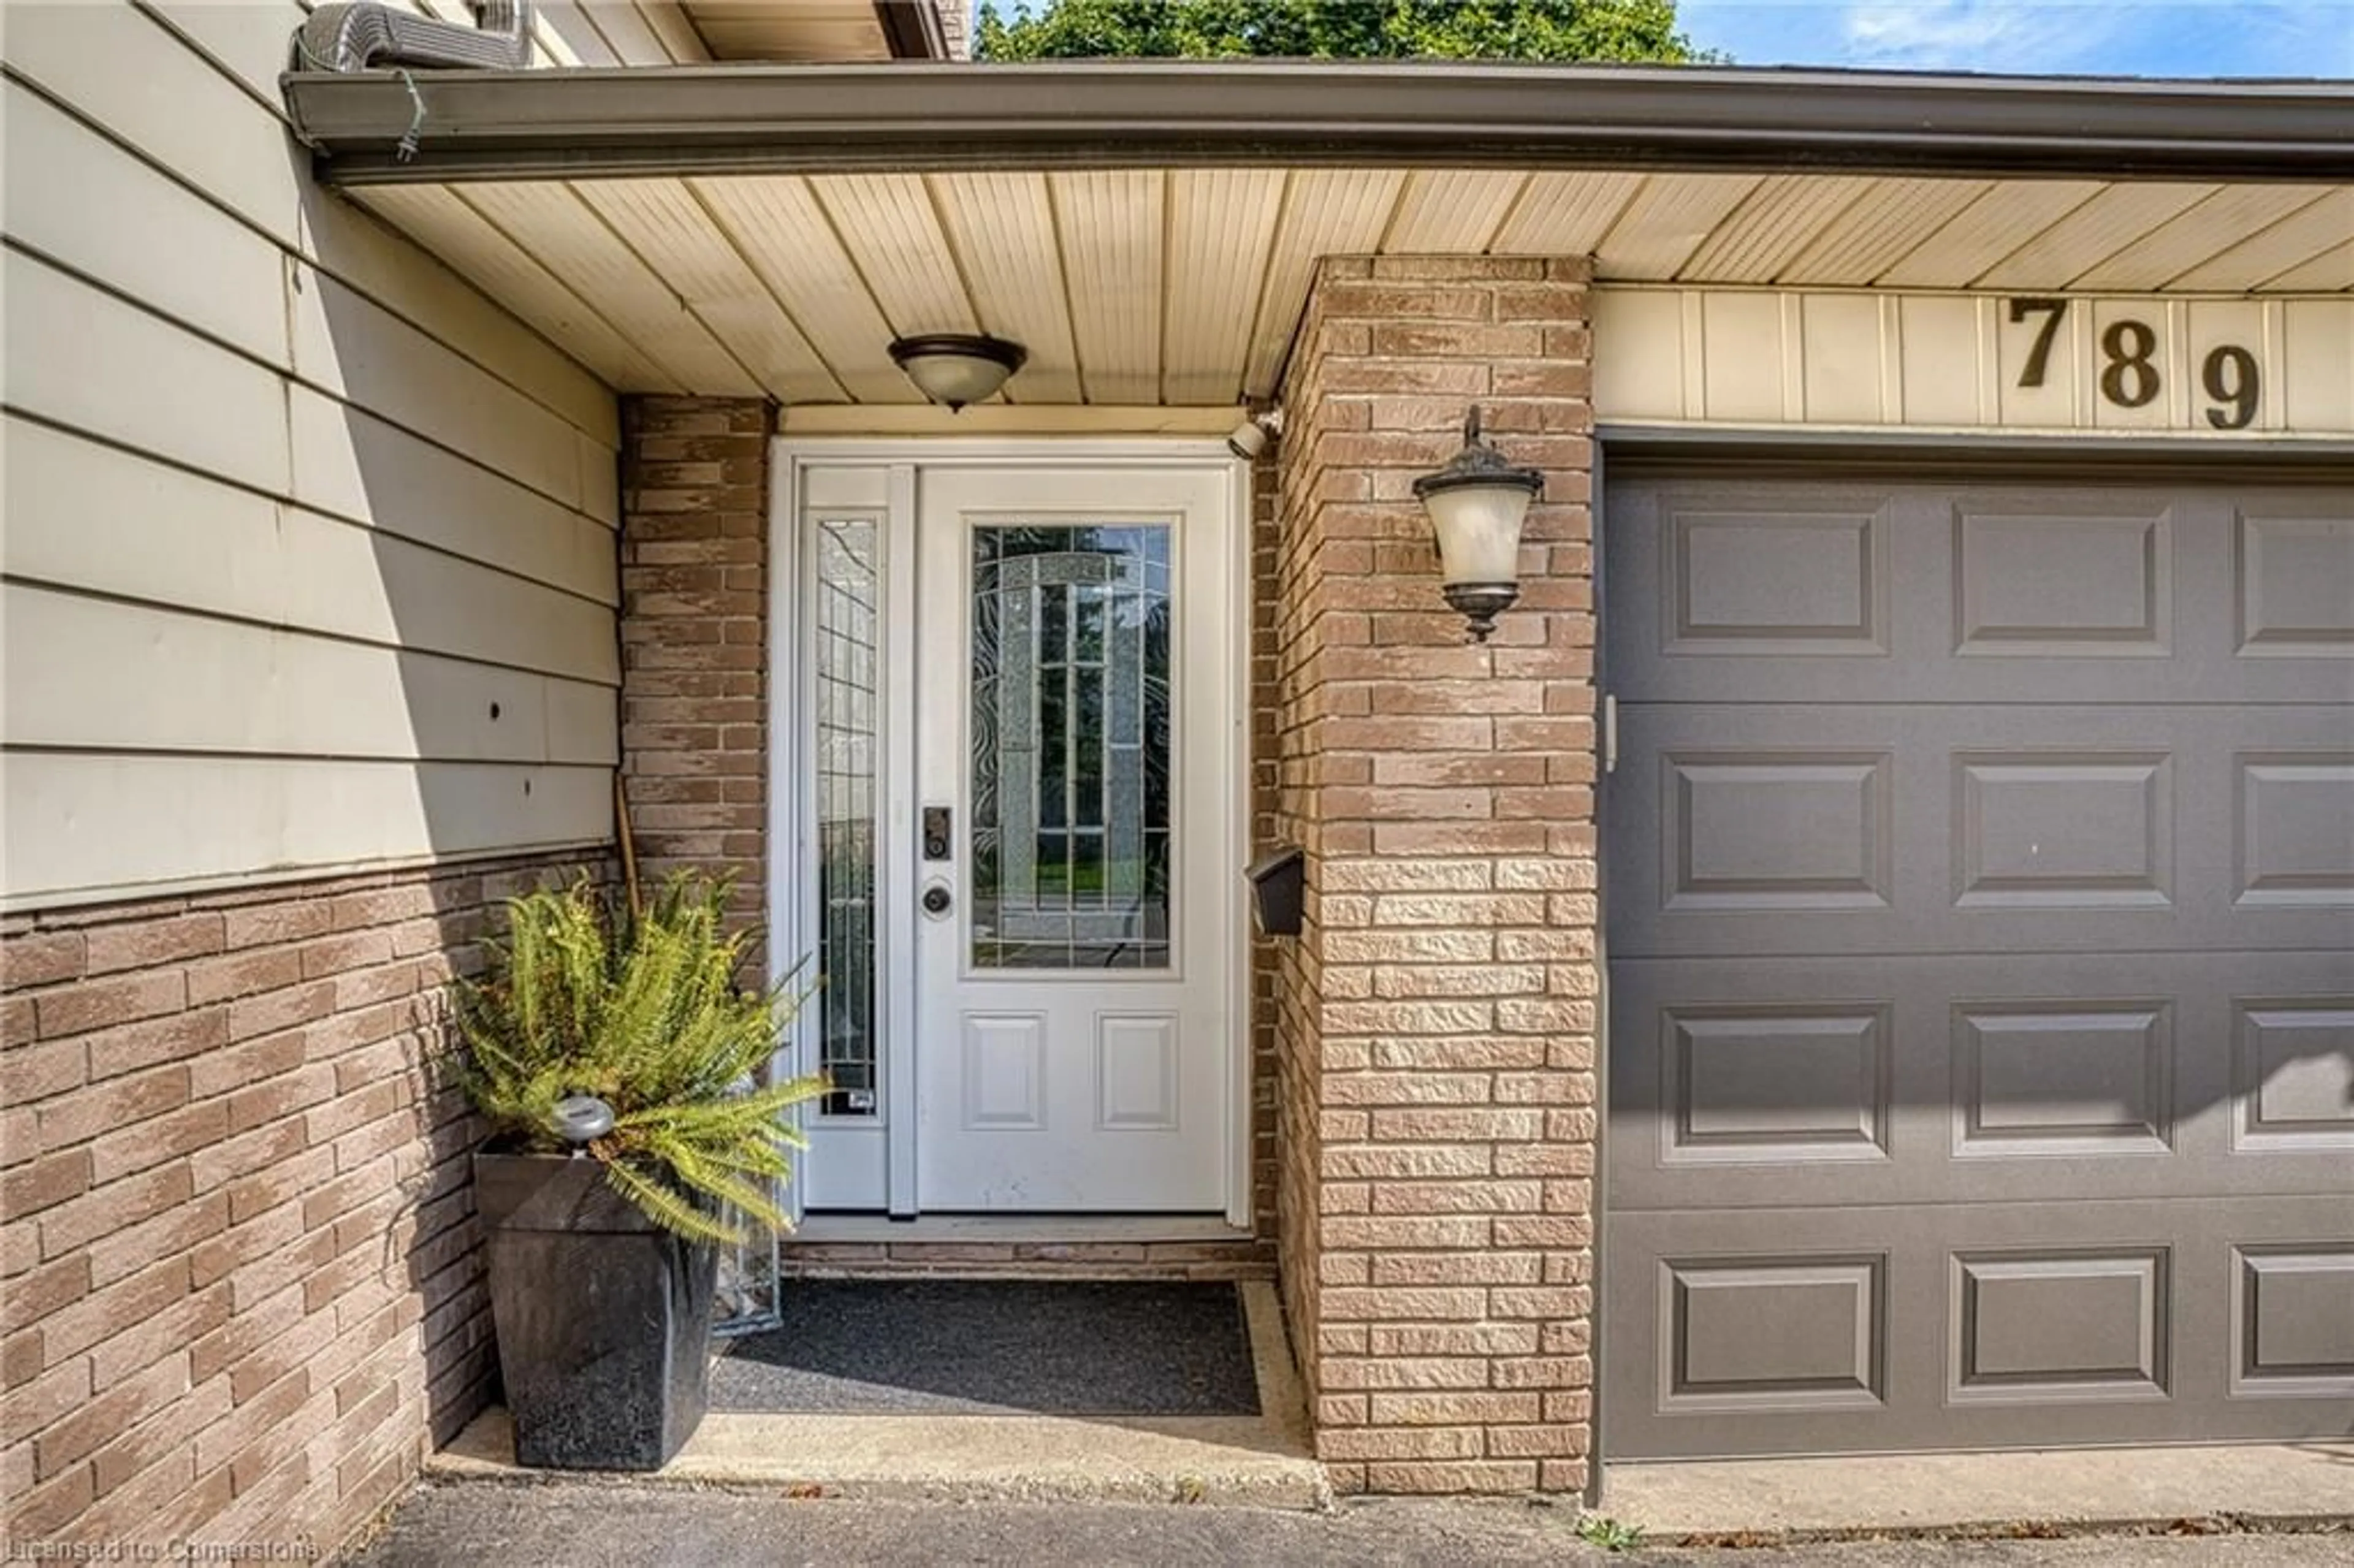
[{"left": 473, "top": 1151, "right": 718, "bottom": 1471}]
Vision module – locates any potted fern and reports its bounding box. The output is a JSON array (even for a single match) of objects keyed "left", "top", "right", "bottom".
[{"left": 453, "top": 872, "right": 821, "bottom": 1471}]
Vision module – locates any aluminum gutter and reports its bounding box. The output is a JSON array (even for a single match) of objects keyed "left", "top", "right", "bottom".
[{"left": 281, "top": 60, "right": 2354, "bottom": 185}]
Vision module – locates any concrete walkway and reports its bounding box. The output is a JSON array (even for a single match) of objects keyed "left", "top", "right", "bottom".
[
  {"left": 349, "top": 1485, "right": 2351, "bottom": 1567},
  {"left": 1604, "top": 1442, "right": 2354, "bottom": 1537}
]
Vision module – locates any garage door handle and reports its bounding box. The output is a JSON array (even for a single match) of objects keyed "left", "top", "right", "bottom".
[{"left": 1602, "top": 692, "right": 1618, "bottom": 775}]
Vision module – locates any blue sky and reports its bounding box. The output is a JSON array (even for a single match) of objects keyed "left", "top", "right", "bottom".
[{"left": 1678, "top": 1, "right": 2354, "bottom": 77}]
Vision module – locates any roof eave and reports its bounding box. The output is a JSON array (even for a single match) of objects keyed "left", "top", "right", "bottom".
[
  {"left": 283, "top": 61, "right": 2354, "bottom": 186},
  {"left": 872, "top": 0, "right": 951, "bottom": 61}
]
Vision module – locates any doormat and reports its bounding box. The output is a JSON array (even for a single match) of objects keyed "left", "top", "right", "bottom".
[{"left": 709, "top": 1279, "right": 1261, "bottom": 1417}]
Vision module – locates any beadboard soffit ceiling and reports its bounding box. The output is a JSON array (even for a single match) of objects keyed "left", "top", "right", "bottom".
[{"left": 292, "top": 58, "right": 2354, "bottom": 406}]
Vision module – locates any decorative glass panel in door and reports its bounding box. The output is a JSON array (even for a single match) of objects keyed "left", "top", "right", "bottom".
[
  {"left": 721, "top": 512, "right": 883, "bottom": 1327},
  {"left": 817, "top": 519, "right": 881, "bottom": 1113},
  {"left": 969, "top": 525, "right": 1172, "bottom": 971}
]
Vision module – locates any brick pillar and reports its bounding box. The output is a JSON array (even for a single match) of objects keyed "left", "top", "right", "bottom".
[
  {"left": 1271, "top": 256, "right": 1599, "bottom": 1494},
  {"left": 618, "top": 397, "right": 774, "bottom": 958}
]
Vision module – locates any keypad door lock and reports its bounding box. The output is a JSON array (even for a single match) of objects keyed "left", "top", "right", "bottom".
[
  {"left": 920, "top": 883, "right": 953, "bottom": 918},
  {"left": 922, "top": 805, "right": 952, "bottom": 862}
]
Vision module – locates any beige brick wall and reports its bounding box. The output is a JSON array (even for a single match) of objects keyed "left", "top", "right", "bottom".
[
  {"left": 1, "top": 851, "right": 600, "bottom": 1551},
  {"left": 619, "top": 396, "right": 774, "bottom": 957},
  {"left": 1249, "top": 452, "right": 1284, "bottom": 1243},
  {"left": 1270, "top": 256, "right": 1600, "bottom": 1495}
]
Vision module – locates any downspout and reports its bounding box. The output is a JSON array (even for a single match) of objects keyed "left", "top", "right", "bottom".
[{"left": 291, "top": 0, "right": 535, "bottom": 74}]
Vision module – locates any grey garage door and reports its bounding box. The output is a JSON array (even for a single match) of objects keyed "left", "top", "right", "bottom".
[{"left": 1602, "top": 468, "right": 2354, "bottom": 1460}]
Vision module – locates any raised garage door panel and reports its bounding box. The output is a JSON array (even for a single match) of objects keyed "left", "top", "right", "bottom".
[
  {"left": 1612, "top": 950, "right": 2352, "bottom": 1211},
  {"left": 1602, "top": 472, "right": 2354, "bottom": 1460},
  {"left": 1611, "top": 1195, "right": 2354, "bottom": 1456},
  {"left": 1605, "top": 484, "right": 2352, "bottom": 706},
  {"left": 1611, "top": 704, "right": 2351, "bottom": 958}
]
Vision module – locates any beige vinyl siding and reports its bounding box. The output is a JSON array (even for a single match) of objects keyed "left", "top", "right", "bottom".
[
  {"left": 1, "top": 2, "right": 622, "bottom": 910},
  {"left": 1589, "top": 284, "right": 2354, "bottom": 433}
]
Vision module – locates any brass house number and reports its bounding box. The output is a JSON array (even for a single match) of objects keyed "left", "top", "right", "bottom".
[{"left": 2006, "top": 297, "right": 2261, "bottom": 429}]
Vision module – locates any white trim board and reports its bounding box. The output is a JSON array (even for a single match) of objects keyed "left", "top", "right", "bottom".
[
  {"left": 791, "top": 1214, "right": 1254, "bottom": 1245},
  {"left": 779, "top": 406, "right": 1249, "bottom": 438}
]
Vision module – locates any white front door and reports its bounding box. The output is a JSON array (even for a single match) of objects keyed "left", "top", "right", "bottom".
[{"left": 904, "top": 464, "right": 1238, "bottom": 1212}]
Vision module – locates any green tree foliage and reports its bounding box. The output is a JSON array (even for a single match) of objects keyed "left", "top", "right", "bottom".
[
  {"left": 453, "top": 873, "right": 824, "bottom": 1246},
  {"left": 975, "top": 0, "right": 1706, "bottom": 64}
]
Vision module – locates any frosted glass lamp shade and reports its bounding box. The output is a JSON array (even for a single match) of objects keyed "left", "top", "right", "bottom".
[
  {"left": 1423, "top": 482, "right": 1533, "bottom": 587},
  {"left": 888, "top": 334, "right": 1027, "bottom": 409},
  {"left": 1409, "top": 406, "right": 1544, "bottom": 641}
]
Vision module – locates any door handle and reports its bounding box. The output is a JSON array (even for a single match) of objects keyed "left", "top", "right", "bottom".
[{"left": 921, "top": 883, "right": 953, "bottom": 918}]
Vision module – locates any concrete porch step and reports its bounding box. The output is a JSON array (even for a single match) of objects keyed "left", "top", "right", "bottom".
[
  {"left": 431, "top": 1279, "right": 1327, "bottom": 1508},
  {"left": 430, "top": 1406, "right": 1331, "bottom": 1509}
]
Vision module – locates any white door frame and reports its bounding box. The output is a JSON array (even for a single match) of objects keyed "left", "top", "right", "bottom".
[{"left": 767, "top": 438, "right": 1255, "bottom": 1229}]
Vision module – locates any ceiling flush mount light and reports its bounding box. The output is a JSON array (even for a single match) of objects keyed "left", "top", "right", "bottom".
[
  {"left": 888, "top": 333, "right": 1027, "bottom": 410},
  {"left": 1411, "top": 405, "right": 1546, "bottom": 642}
]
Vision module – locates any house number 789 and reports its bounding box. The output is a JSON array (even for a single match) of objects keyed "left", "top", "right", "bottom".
[{"left": 2005, "top": 298, "right": 2261, "bottom": 430}]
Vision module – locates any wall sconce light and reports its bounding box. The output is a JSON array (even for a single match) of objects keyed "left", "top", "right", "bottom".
[
  {"left": 1410, "top": 405, "right": 1545, "bottom": 642},
  {"left": 888, "top": 333, "right": 1027, "bottom": 410}
]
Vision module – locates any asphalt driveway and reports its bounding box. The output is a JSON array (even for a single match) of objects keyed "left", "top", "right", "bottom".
[{"left": 348, "top": 1482, "right": 2349, "bottom": 1567}]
